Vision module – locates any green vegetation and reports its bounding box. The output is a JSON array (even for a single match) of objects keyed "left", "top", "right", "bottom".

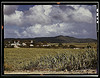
[
  {"left": 48, "top": 42, "right": 97, "bottom": 48},
  {"left": 4, "top": 47, "right": 97, "bottom": 71}
]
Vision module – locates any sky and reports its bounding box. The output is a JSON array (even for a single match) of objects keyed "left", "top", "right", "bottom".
[{"left": 4, "top": 5, "right": 97, "bottom": 39}]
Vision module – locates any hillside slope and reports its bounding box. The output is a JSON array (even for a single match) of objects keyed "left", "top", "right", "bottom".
[{"left": 4, "top": 35, "right": 97, "bottom": 43}]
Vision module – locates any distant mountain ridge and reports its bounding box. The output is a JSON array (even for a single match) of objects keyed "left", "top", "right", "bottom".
[{"left": 4, "top": 35, "right": 97, "bottom": 43}]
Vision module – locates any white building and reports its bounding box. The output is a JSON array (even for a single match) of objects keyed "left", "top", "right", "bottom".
[
  {"left": 22, "top": 43, "right": 26, "bottom": 46},
  {"left": 11, "top": 41, "right": 20, "bottom": 48},
  {"left": 30, "top": 44, "right": 34, "bottom": 47},
  {"left": 42, "top": 44, "right": 50, "bottom": 47},
  {"left": 31, "top": 40, "right": 33, "bottom": 43},
  {"left": 11, "top": 43, "right": 16, "bottom": 46},
  {"left": 14, "top": 45, "right": 20, "bottom": 48},
  {"left": 73, "top": 48, "right": 80, "bottom": 49}
]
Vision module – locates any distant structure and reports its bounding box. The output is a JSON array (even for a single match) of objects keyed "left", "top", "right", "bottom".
[
  {"left": 31, "top": 40, "right": 33, "bottom": 43},
  {"left": 30, "top": 44, "right": 34, "bottom": 47},
  {"left": 11, "top": 41, "right": 20, "bottom": 48},
  {"left": 22, "top": 43, "right": 26, "bottom": 46},
  {"left": 30, "top": 40, "right": 34, "bottom": 47},
  {"left": 73, "top": 48, "right": 80, "bottom": 49}
]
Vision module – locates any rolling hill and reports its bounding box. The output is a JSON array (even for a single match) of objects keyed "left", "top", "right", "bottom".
[{"left": 4, "top": 35, "right": 97, "bottom": 43}]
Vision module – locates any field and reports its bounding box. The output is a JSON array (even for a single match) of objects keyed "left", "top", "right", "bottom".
[
  {"left": 4, "top": 43, "right": 97, "bottom": 74},
  {"left": 48, "top": 42, "right": 97, "bottom": 48}
]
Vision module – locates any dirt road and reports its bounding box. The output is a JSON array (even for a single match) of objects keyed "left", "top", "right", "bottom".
[{"left": 4, "top": 69, "right": 97, "bottom": 74}]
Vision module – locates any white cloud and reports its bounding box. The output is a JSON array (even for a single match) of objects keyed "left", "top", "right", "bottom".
[
  {"left": 67, "top": 5, "right": 80, "bottom": 9},
  {"left": 23, "top": 5, "right": 52, "bottom": 26},
  {"left": 27, "top": 24, "right": 42, "bottom": 34},
  {"left": 4, "top": 10, "right": 24, "bottom": 26},
  {"left": 43, "top": 5, "right": 52, "bottom": 16},
  {"left": 4, "top": 5, "right": 94, "bottom": 26},
  {"left": 21, "top": 22, "right": 74, "bottom": 38},
  {"left": 4, "top": 5, "right": 97, "bottom": 39},
  {"left": 71, "top": 31, "right": 79, "bottom": 35},
  {"left": 22, "top": 31, "right": 28, "bottom": 37},
  {"left": 72, "top": 7, "right": 93, "bottom": 23},
  {"left": 82, "top": 29, "right": 88, "bottom": 34},
  {"left": 14, "top": 30, "right": 21, "bottom": 37}
]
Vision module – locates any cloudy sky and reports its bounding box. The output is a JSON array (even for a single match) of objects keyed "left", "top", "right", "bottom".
[{"left": 4, "top": 5, "right": 97, "bottom": 39}]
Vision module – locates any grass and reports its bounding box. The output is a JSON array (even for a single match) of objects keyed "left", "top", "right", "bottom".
[
  {"left": 4, "top": 48, "right": 97, "bottom": 71},
  {"left": 48, "top": 42, "right": 97, "bottom": 48}
]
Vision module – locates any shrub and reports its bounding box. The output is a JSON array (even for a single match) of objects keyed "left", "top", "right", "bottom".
[
  {"left": 58, "top": 43, "right": 63, "bottom": 47},
  {"left": 87, "top": 45, "right": 92, "bottom": 48},
  {"left": 4, "top": 48, "right": 97, "bottom": 71},
  {"left": 22, "top": 49, "right": 97, "bottom": 71},
  {"left": 69, "top": 45, "right": 76, "bottom": 48},
  {"left": 63, "top": 45, "right": 68, "bottom": 49},
  {"left": 4, "top": 63, "right": 13, "bottom": 71}
]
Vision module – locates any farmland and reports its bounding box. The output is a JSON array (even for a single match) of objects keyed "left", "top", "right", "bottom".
[
  {"left": 4, "top": 42, "right": 98, "bottom": 74},
  {"left": 48, "top": 42, "right": 97, "bottom": 48}
]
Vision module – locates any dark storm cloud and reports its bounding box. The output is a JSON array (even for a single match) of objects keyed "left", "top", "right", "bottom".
[
  {"left": 4, "top": 5, "right": 18, "bottom": 15},
  {"left": 59, "top": 5, "right": 75, "bottom": 11}
]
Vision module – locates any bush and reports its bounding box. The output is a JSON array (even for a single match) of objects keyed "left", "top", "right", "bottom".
[
  {"left": 4, "top": 63, "right": 13, "bottom": 71},
  {"left": 22, "top": 49, "right": 97, "bottom": 71},
  {"left": 87, "top": 45, "right": 92, "bottom": 48},
  {"left": 69, "top": 45, "right": 76, "bottom": 48},
  {"left": 58, "top": 43, "right": 63, "bottom": 47},
  {"left": 4, "top": 48, "right": 97, "bottom": 71},
  {"left": 63, "top": 45, "right": 68, "bottom": 49},
  {"left": 50, "top": 45, "right": 58, "bottom": 49}
]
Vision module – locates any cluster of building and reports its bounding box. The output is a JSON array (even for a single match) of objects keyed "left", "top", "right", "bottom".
[
  {"left": 4, "top": 40, "right": 50, "bottom": 48},
  {"left": 4, "top": 40, "right": 93, "bottom": 49}
]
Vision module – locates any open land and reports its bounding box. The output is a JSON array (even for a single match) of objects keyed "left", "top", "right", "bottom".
[{"left": 4, "top": 43, "right": 97, "bottom": 74}]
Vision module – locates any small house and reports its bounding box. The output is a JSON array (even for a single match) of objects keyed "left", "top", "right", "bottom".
[
  {"left": 11, "top": 41, "right": 21, "bottom": 48},
  {"left": 22, "top": 43, "right": 27, "bottom": 46},
  {"left": 30, "top": 44, "right": 34, "bottom": 47}
]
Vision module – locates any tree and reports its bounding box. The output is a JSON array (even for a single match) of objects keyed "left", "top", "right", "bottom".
[
  {"left": 69, "top": 45, "right": 76, "bottom": 48},
  {"left": 42, "top": 41, "right": 47, "bottom": 45},
  {"left": 32, "top": 40, "right": 37, "bottom": 47},
  {"left": 26, "top": 43, "right": 30, "bottom": 48},
  {"left": 58, "top": 43, "right": 63, "bottom": 47},
  {"left": 87, "top": 45, "right": 91, "bottom": 48},
  {"left": 36, "top": 42, "right": 42, "bottom": 48},
  {"left": 51, "top": 45, "right": 58, "bottom": 49},
  {"left": 63, "top": 45, "right": 68, "bottom": 49}
]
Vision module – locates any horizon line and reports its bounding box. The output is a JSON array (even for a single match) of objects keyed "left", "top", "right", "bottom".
[{"left": 4, "top": 35, "right": 97, "bottom": 40}]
